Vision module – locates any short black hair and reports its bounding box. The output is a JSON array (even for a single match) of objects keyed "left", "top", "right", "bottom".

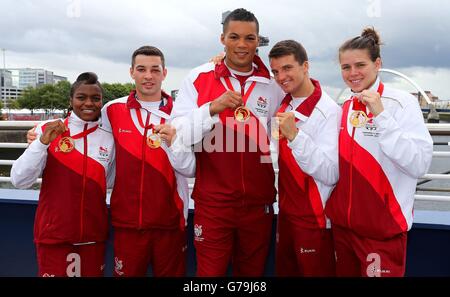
[
  {"left": 70, "top": 72, "right": 102, "bottom": 98},
  {"left": 223, "top": 8, "right": 259, "bottom": 34},
  {"left": 131, "top": 45, "right": 165, "bottom": 68},
  {"left": 269, "top": 40, "right": 309, "bottom": 65}
]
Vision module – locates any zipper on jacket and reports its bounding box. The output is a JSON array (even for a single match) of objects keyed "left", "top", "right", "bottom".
[
  {"left": 240, "top": 81, "right": 247, "bottom": 200},
  {"left": 240, "top": 152, "right": 246, "bottom": 196},
  {"left": 138, "top": 112, "right": 150, "bottom": 229},
  {"left": 347, "top": 126, "right": 356, "bottom": 228},
  {"left": 79, "top": 123, "right": 88, "bottom": 242}
]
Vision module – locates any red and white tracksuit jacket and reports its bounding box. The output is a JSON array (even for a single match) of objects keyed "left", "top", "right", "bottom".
[
  {"left": 171, "top": 56, "right": 284, "bottom": 207},
  {"left": 11, "top": 112, "right": 115, "bottom": 244},
  {"left": 277, "top": 79, "right": 341, "bottom": 228},
  {"left": 101, "top": 91, "right": 192, "bottom": 230},
  {"left": 325, "top": 79, "right": 433, "bottom": 240}
]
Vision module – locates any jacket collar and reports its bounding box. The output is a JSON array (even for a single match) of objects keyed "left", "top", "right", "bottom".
[
  {"left": 281, "top": 78, "right": 322, "bottom": 118},
  {"left": 214, "top": 55, "right": 271, "bottom": 80},
  {"left": 68, "top": 111, "right": 100, "bottom": 128},
  {"left": 350, "top": 76, "right": 381, "bottom": 97},
  {"left": 126, "top": 90, "right": 173, "bottom": 117}
]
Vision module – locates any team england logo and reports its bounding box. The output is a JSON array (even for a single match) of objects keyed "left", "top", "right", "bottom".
[
  {"left": 255, "top": 96, "right": 269, "bottom": 116},
  {"left": 194, "top": 224, "right": 204, "bottom": 242},
  {"left": 114, "top": 257, "right": 124, "bottom": 276}
]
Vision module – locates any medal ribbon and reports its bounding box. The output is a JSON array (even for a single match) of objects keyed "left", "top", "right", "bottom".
[
  {"left": 136, "top": 109, "right": 166, "bottom": 148},
  {"left": 278, "top": 95, "right": 291, "bottom": 113},
  {"left": 224, "top": 77, "right": 257, "bottom": 107},
  {"left": 62, "top": 116, "right": 98, "bottom": 139},
  {"left": 351, "top": 81, "right": 385, "bottom": 117},
  {"left": 136, "top": 109, "right": 166, "bottom": 131},
  {"left": 277, "top": 95, "right": 299, "bottom": 126}
]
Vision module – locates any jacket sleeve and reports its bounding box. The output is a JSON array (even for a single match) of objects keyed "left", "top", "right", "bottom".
[
  {"left": 106, "top": 142, "right": 116, "bottom": 189},
  {"left": 100, "top": 104, "right": 113, "bottom": 133},
  {"left": 374, "top": 100, "right": 433, "bottom": 178},
  {"left": 170, "top": 68, "right": 220, "bottom": 147},
  {"left": 287, "top": 105, "right": 341, "bottom": 186},
  {"left": 10, "top": 125, "right": 48, "bottom": 189},
  {"left": 163, "top": 134, "right": 196, "bottom": 178}
]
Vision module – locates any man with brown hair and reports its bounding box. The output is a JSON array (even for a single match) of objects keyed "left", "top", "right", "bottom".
[
  {"left": 269, "top": 40, "right": 341, "bottom": 276},
  {"left": 99, "top": 46, "right": 195, "bottom": 276}
]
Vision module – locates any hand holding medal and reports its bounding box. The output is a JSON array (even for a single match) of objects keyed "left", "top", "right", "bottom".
[
  {"left": 350, "top": 83, "right": 385, "bottom": 128},
  {"left": 55, "top": 117, "right": 98, "bottom": 153},
  {"left": 153, "top": 124, "right": 177, "bottom": 148},
  {"left": 39, "top": 120, "right": 68, "bottom": 145},
  {"left": 275, "top": 112, "right": 298, "bottom": 141},
  {"left": 209, "top": 90, "right": 243, "bottom": 117},
  {"left": 213, "top": 77, "right": 256, "bottom": 122},
  {"left": 358, "top": 89, "right": 384, "bottom": 117}
]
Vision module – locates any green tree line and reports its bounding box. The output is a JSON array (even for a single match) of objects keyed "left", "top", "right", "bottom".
[{"left": 14, "top": 81, "right": 135, "bottom": 114}]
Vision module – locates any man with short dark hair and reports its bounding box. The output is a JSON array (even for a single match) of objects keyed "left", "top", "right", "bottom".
[
  {"left": 101, "top": 45, "right": 194, "bottom": 276},
  {"left": 269, "top": 40, "right": 341, "bottom": 276},
  {"left": 171, "top": 8, "right": 284, "bottom": 276}
]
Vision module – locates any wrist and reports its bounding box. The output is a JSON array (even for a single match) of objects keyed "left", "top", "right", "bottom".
[
  {"left": 372, "top": 106, "right": 384, "bottom": 117},
  {"left": 287, "top": 129, "right": 299, "bottom": 142},
  {"left": 39, "top": 135, "right": 50, "bottom": 145},
  {"left": 209, "top": 102, "right": 217, "bottom": 116}
]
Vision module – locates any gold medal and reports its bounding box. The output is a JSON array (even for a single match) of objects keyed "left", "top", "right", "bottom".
[
  {"left": 349, "top": 110, "right": 368, "bottom": 128},
  {"left": 147, "top": 133, "right": 161, "bottom": 149},
  {"left": 234, "top": 106, "right": 251, "bottom": 122},
  {"left": 58, "top": 137, "right": 75, "bottom": 153},
  {"left": 271, "top": 128, "right": 282, "bottom": 140}
]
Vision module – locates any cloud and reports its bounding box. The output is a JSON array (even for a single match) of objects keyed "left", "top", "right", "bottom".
[
  {"left": 1, "top": 0, "right": 449, "bottom": 98},
  {"left": 382, "top": 67, "right": 450, "bottom": 101}
]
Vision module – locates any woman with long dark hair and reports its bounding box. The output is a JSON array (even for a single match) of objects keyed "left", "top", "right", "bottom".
[{"left": 325, "top": 28, "right": 433, "bottom": 277}]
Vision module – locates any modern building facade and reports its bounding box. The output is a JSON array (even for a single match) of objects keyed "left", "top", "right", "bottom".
[
  {"left": 7, "top": 68, "right": 67, "bottom": 89},
  {"left": 1, "top": 68, "right": 67, "bottom": 106}
]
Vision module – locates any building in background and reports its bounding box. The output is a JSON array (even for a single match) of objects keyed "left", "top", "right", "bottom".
[
  {"left": 0, "top": 68, "right": 67, "bottom": 107},
  {"left": 412, "top": 91, "right": 439, "bottom": 108},
  {"left": 0, "top": 70, "right": 12, "bottom": 88},
  {"left": 7, "top": 68, "right": 67, "bottom": 89},
  {"left": 1, "top": 70, "right": 23, "bottom": 105},
  {"left": 53, "top": 74, "right": 68, "bottom": 84}
]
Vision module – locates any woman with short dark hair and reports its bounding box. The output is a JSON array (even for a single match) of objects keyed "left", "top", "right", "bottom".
[{"left": 11, "top": 72, "right": 115, "bottom": 277}]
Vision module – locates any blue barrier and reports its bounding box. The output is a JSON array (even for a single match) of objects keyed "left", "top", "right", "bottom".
[{"left": 1, "top": 190, "right": 449, "bottom": 277}]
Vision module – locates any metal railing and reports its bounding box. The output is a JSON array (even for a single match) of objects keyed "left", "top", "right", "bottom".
[
  {"left": 336, "top": 68, "right": 434, "bottom": 105},
  {"left": 0, "top": 121, "right": 449, "bottom": 202}
]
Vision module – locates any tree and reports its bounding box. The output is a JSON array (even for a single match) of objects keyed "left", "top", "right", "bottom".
[
  {"left": 16, "top": 86, "right": 41, "bottom": 114},
  {"left": 53, "top": 81, "right": 71, "bottom": 110},
  {"left": 16, "top": 81, "right": 134, "bottom": 114},
  {"left": 17, "top": 82, "right": 70, "bottom": 115},
  {"left": 102, "top": 83, "right": 134, "bottom": 103},
  {"left": 5, "top": 98, "right": 19, "bottom": 109}
]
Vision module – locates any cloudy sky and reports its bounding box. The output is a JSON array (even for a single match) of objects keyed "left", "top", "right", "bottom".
[{"left": 2, "top": 0, "right": 450, "bottom": 101}]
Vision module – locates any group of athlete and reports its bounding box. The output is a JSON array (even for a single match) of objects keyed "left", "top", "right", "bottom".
[{"left": 11, "top": 8, "right": 433, "bottom": 277}]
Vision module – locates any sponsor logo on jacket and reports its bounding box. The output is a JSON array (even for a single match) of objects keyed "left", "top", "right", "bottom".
[
  {"left": 98, "top": 146, "right": 110, "bottom": 162},
  {"left": 255, "top": 96, "right": 269, "bottom": 116},
  {"left": 194, "top": 224, "right": 204, "bottom": 242},
  {"left": 362, "top": 118, "right": 380, "bottom": 137},
  {"left": 118, "top": 128, "right": 132, "bottom": 134},
  {"left": 299, "top": 247, "right": 316, "bottom": 254},
  {"left": 114, "top": 257, "right": 124, "bottom": 276}
]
